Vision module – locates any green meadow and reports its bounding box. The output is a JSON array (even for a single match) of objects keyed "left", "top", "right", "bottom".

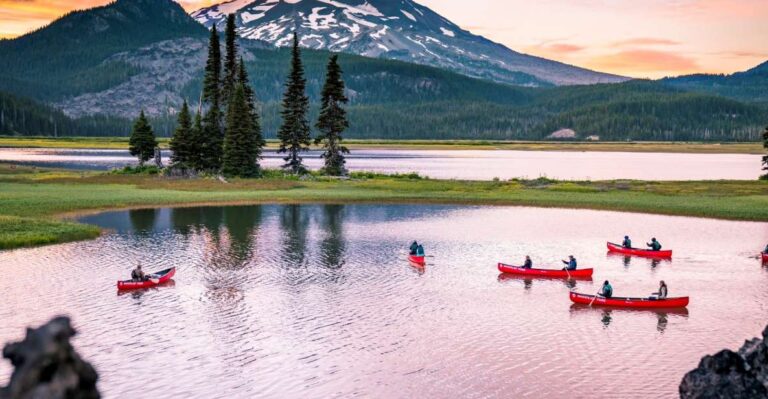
[{"left": 1, "top": 163, "right": 767, "bottom": 250}]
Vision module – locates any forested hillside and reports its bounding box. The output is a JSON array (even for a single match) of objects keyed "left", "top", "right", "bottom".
[
  {"left": 0, "top": 0, "right": 206, "bottom": 101},
  {"left": 662, "top": 61, "right": 768, "bottom": 103},
  {"left": 0, "top": 91, "right": 129, "bottom": 136}
]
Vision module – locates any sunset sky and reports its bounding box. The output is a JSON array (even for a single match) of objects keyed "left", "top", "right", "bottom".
[{"left": 1, "top": 0, "right": 766, "bottom": 78}]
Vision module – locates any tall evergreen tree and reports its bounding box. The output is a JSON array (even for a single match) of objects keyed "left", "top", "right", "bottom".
[
  {"left": 223, "top": 85, "right": 259, "bottom": 177},
  {"left": 129, "top": 110, "right": 157, "bottom": 167},
  {"left": 190, "top": 109, "right": 204, "bottom": 170},
  {"left": 277, "top": 33, "right": 311, "bottom": 174},
  {"left": 223, "top": 14, "right": 239, "bottom": 107},
  {"left": 169, "top": 100, "right": 193, "bottom": 168},
  {"left": 315, "top": 55, "right": 350, "bottom": 176},
  {"left": 238, "top": 57, "right": 265, "bottom": 156},
  {"left": 762, "top": 125, "right": 768, "bottom": 178},
  {"left": 200, "top": 26, "right": 224, "bottom": 172}
]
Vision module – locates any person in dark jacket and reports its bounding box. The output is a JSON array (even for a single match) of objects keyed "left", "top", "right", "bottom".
[
  {"left": 599, "top": 280, "right": 613, "bottom": 298},
  {"left": 652, "top": 280, "right": 668, "bottom": 299},
  {"left": 764, "top": 244, "right": 768, "bottom": 254},
  {"left": 561, "top": 255, "right": 577, "bottom": 271},
  {"left": 409, "top": 241, "right": 419, "bottom": 255},
  {"left": 622, "top": 236, "right": 632, "bottom": 248},
  {"left": 523, "top": 256, "right": 533, "bottom": 269},
  {"left": 131, "top": 263, "right": 147, "bottom": 282},
  {"left": 647, "top": 238, "right": 662, "bottom": 251}
]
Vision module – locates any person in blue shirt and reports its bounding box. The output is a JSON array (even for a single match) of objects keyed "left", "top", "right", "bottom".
[
  {"left": 561, "top": 255, "right": 577, "bottom": 271},
  {"left": 599, "top": 280, "right": 613, "bottom": 298},
  {"left": 415, "top": 244, "right": 425, "bottom": 256},
  {"left": 523, "top": 256, "right": 533, "bottom": 269},
  {"left": 622, "top": 236, "right": 632, "bottom": 248},
  {"left": 763, "top": 244, "right": 768, "bottom": 254},
  {"left": 409, "top": 241, "right": 419, "bottom": 255},
  {"left": 647, "top": 238, "right": 662, "bottom": 251}
]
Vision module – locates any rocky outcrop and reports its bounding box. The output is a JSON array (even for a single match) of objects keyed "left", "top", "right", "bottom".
[
  {"left": 680, "top": 325, "right": 768, "bottom": 398},
  {"left": 1, "top": 317, "right": 99, "bottom": 399}
]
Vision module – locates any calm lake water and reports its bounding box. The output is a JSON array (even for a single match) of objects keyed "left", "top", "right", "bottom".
[
  {"left": 1, "top": 204, "right": 767, "bottom": 398},
  {"left": 0, "top": 147, "right": 761, "bottom": 180}
]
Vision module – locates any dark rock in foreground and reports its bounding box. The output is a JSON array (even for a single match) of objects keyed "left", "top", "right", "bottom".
[
  {"left": 680, "top": 325, "right": 768, "bottom": 398},
  {"left": 1, "top": 317, "right": 99, "bottom": 399}
]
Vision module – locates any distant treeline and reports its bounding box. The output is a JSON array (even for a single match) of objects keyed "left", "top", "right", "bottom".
[{"left": 3, "top": 84, "right": 766, "bottom": 141}]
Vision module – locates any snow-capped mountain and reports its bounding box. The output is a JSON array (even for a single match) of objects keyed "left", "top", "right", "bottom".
[{"left": 191, "top": 0, "right": 628, "bottom": 86}]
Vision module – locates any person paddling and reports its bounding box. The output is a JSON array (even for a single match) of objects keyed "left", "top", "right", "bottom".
[
  {"left": 647, "top": 238, "right": 662, "bottom": 251},
  {"left": 131, "top": 263, "right": 147, "bottom": 282},
  {"left": 651, "top": 280, "right": 668, "bottom": 299},
  {"left": 599, "top": 280, "right": 613, "bottom": 298},
  {"left": 415, "top": 244, "right": 425, "bottom": 257},
  {"left": 763, "top": 243, "right": 768, "bottom": 254},
  {"left": 523, "top": 256, "right": 533, "bottom": 269},
  {"left": 409, "top": 241, "right": 419, "bottom": 255},
  {"left": 622, "top": 236, "right": 632, "bottom": 248},
  {"left": 561, "top": 255, "right": 577, "bottom": 271}
]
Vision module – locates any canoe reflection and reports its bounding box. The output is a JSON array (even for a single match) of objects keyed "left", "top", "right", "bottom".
[
  {"left": 497, "top": 273, "right": 591, "bottom": 290},
  {"left": 607, "top": 252, "right": 671, "bottom": 268},
  {"left": 569, "top": 303, "right": 689, "bottom": 332}
]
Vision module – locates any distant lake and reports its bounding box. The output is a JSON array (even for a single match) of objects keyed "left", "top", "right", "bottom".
[
  {"left": 0, "top": 147, "right": 761, "bottom": 180},
  {"left": 0, "top": 204, "right": 767, "bottom": 398}
]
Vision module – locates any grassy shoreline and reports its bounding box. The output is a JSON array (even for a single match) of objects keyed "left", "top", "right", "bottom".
[
  {"left": 1, "top": 163, "right": 767, "bottom": 250},
  {"left": 0, "top": 136, "right": 763, "bottom": 154}
]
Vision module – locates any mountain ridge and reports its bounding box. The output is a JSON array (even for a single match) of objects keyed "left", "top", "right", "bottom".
[{"left": 191, "top": 0, "right": 628, "bottom": 86}]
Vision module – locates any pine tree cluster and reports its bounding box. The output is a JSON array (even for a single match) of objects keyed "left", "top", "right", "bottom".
[
  {"left": 762, "top": 126, "right": 768, "bottom": 178},
  {"left": 131, "top": 20, "right": 349, "bottom": 177}
]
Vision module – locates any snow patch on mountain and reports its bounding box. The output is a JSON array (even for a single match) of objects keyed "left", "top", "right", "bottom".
[
  {"left": 191, "top": 0, "right": 628, "bottom": 86},
  {"left": 401, "top": 9, "right": 417, "bottom": 22}
]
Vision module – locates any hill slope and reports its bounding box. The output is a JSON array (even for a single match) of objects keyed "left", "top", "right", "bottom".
[
  {"left": 0, "top": 0, "right": 207, "bottom": 101},
  {"left": 191, "top": 0, "right": 627, "bottom": 86},
  {"left": 661, "top": 61, "right": 768, "bottom": 103}
]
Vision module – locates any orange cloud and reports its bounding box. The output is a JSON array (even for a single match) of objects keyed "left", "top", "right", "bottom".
[
  {"left": 524, "top": 42, "right": 585, "bottom": 60},
  {"left": 586, "top": 49, "right": 700, "bottom": 77},
  {"left": 612, "top": 38, "right": 680, "bottom": 47}
]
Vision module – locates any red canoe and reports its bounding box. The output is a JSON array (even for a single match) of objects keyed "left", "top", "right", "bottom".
[
  {"left": 762, "top": 253, "right": 768, "bottom": 263},
  {"left": 607, "top": 242, "right": 672, "bottom": 258},
  {"left": 408, "top": 255, "right": 426, "bottom": 265},
  {"left": 498, "top": 263, "right": 593, "bottom": 278},
  {"left": 569, "top": 291, "right": 689, "bottom": 309},
  {"left": 117, "top": 267, "right": 176, "bottom": 291}
]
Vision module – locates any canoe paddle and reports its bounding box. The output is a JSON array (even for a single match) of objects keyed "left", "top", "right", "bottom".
[{"left": 588, "top": 291, "right": 601, "bottom": 307}]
